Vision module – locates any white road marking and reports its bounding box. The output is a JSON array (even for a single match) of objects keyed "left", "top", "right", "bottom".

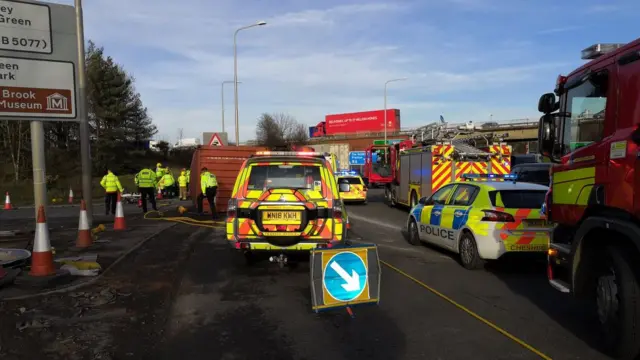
[{"left": 348, "top": 212, "right": 404, "bottom": 231}]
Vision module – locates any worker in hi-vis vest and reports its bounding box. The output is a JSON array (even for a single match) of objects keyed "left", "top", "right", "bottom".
[
  {"left": 198, "top": 167, "right": 218, "bottom": 219},
  {"left": 100, "top": 169, "right": 123, "bottom": 215},
  {"left": 135, "top": 166, "right": 158, "bottom": 213},
  {"left": 178, "top": 170, "right": 188, "bottom": 200}
]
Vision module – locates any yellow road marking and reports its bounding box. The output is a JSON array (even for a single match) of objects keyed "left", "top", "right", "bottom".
[{"left": 381, "top": 260, "right": 552, "bottom": 360}]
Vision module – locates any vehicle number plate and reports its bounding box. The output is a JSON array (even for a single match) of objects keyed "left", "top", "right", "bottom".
[
  {"left": 262, "top": 211, "right": 301, "bottom": 222},
  {"left": 524, "top": 219, "right": 546, "bottom": 227}
]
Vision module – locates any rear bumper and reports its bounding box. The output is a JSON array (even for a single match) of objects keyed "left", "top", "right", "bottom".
[
  {"left": 228, "top": 239, "right": 339, "bottom": 252},
  {"left": 547, "top": 242, "right": 572, "bottom": 293}
]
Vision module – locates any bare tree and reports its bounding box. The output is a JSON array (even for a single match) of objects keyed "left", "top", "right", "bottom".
[
  {"left": 256, "top": 112, "right": 309, "bottom": 148},
  {"left": 0, "top": 120, "right": 29, "bottom": 182}
]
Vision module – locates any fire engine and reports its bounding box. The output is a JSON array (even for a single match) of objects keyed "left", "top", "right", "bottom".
[
  {"left": 384, "top": 140, "right": 512, "bottom": 208},
  {"left": 363, "top": 140, "right": 413, "bottom": 188},
  {"left": 539, "top": 41, "right": 640, "bottom": 359}
]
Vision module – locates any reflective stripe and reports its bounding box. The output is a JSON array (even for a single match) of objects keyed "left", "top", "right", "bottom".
[
  {"left": 136, "top": 169, "right": 156, "bottom": 188},
  {"left": 552, "top": 167, "right": 595, "bottom": 205}
]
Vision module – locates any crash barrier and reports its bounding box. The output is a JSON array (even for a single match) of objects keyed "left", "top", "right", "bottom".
[{"left": 310, "top": 243, "right": 381, "bottom": 316}]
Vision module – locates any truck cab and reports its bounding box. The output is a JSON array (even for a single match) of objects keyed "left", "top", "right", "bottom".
[{"left": 538, "top": 41, "right": 640, "bottom": 359}]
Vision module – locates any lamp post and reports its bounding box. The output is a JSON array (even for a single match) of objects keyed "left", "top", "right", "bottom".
[
  {"left": 234, "top": 21, "right": 267, "bottom": 146},
  {"left": 221, "top": 80, "right": 241, "bottom": 133},
  {"left": 384, "top": 78, "right": 408, "bottom": 144}
]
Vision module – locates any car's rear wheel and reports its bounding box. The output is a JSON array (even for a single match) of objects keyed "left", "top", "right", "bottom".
[
  {"left": 458, "top": 232, "right": 484, "bottom": 270},
  {"left": 407, "top": 218, "right": 420, "bottom": 245}
]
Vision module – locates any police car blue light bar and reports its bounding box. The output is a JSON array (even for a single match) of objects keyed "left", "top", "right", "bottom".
[
  {"left": 461, "top": 173, "right": 518, "bottom": 181},
  {"left": 336, "top": 170, "right": 359, "bottom": 176}
]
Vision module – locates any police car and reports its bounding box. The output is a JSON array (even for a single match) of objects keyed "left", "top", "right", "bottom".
[
  {"left": 335, "top": 170, "right": 368, "bottom": 204},
  {"left": 406, "top": 174, "right": 551, "bottom": 269}
]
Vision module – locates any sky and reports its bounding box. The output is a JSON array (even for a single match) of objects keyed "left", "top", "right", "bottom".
[{"left": 50, "top": 0, "right": 639, "bottom": 144}]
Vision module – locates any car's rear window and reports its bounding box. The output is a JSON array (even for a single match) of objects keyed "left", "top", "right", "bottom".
[
  {"left": 246, "top": 164, "right": 323, "bottom": 192},
  {"left": 338, "top": 177, "right": 362, "bottom": 185},
  {"left": 517, "top": 169, "right": 550, "bottom": 185},
  {"left": 489, "top": 190, "right": 546, "bottom": 209}
]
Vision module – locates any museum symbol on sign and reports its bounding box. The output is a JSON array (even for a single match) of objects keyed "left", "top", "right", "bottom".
[{"left": 46, "top": 93, "right": 68, "bottom": 111}]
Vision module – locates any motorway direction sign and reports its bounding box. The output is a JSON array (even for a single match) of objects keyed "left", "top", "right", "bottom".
[
  {"left": 0, "top": 1, "right": 53, "bottom": 54},
  {"left": 310, "top": 244, "right": 381, "bottom": 312},
  {"left": 0, "top": 57, "right": 75, "bottom": 118},
  {"left": 349, "top": 151, "right": 365, "bottom": 165}
]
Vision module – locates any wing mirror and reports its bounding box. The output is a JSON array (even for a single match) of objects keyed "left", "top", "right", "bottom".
[
  {"left": 538, "top": 93, "right": 557, "bottom": 114},
  {"left": 418, "top": 197, "right": 428, "bottom": 205}
]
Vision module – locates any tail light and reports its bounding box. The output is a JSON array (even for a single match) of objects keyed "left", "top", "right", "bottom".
[
  {"left": 333, "top": 201, "right": 344, "bottom": 219},
  {"left": 481, "top": 210, "right": 514, "bottom": 222},
  {"left": 276, "top": 225, "right": 286, "bottom": 231},
  {"left": 227, "top": 199, "right": 238, "bottom": 218},
  {"left": 363, "top": 186, "right": 368, "bottom": 191}
]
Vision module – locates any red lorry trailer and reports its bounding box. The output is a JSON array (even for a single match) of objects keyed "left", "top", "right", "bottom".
[
  {"left": 539, "top": 41, "right": 640, "bottom": 359},
  {"left": 324, "top": 109, "right": 400, "bottom": 135}
]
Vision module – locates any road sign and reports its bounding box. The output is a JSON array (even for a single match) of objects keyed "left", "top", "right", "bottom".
[
  {"left": 310, "top": 244, "right": 381, "bottom": 312},
  {"left": 349, "top": 151, "right": 366, "bottom": 165},
  {"left": 373, "top": 139, "right": 402, "bottom": 145},
  {"left": 0, "top": 57, "right": 75, "bottom": 118},
  {"left": 0, "top": 1, "right": 53, "bottom": 54},
  {"left": 208, "top": 132, "right": 224, "bottom": 146}
]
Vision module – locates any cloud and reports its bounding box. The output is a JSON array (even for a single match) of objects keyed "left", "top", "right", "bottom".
[
  {"left": 584, "top": 4, "right": 620, "bottom": 13},
  {"left": 537, "top": 26, "right": 581, "bottom": 35},
  {"left": 47, "top": 0, "right": 585, "bottom": 143}
]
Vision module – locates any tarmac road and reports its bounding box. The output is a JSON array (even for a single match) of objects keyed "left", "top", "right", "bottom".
[{"left": 152, "top": 189, "right": 610, "bottom": 360}]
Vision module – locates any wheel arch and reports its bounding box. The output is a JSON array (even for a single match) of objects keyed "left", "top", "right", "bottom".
[{"left": 572, "top": 216, "right": 640, "bottom": 297}]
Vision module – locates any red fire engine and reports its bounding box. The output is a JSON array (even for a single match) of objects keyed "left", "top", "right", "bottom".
[
  {"left": 540, "top": 41, "right": 640, "bottom": 359},
  {"left": 363, "top": 140, "right": 414, "bottom": 187}
]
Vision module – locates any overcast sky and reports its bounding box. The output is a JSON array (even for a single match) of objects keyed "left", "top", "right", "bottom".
[{"left": 50, "top": 0, "right": 639, "bottom": 144}]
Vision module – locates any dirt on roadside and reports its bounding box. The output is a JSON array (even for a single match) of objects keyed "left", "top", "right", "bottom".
[{"left": 0, "top": 224, "right": 209, "bottom": 360}]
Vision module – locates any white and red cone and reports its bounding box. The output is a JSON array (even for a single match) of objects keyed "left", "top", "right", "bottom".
[
  {"left": 76, "top": 200, "right": 92, "bottom": 248},
  {"left": 29, "top": 206, "right": 55, "bottom": 276},
  {"left": 113, "top": 193, "right": 126, "bottom": 231},
  {"left": 156, "top": 188, "right": 163, "bottom": 200},
  {"left": 68, "top": 188, "right": 74, "bottom": 204},
  {"left": 4, "top": 192, "right": 12, "bottom": 210}
]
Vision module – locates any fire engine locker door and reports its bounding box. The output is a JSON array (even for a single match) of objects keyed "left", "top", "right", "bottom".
[
  {"left": 421, "top": 152, "right": 432, "bottom": 199},
  {"left": 398, "top": 153, "right": 411, "bottom": 204}
]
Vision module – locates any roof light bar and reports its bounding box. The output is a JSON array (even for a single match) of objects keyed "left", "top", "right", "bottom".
[
  {"left": 254, "top": 151, "right": 324, "bottom": 157},
  {"left": 581, "top": 43, "right": 626, "bottom": 60},
  {"left": 336, "top": 170, "right": 359, "bottom": 176},
  {"left": 461, "top": 173, "right": 518, "bottom": 181}
]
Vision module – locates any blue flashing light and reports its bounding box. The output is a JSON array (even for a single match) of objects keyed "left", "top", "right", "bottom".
[
  {"left": 336, "top": 170, "right": 359, "bottom": 176},
  {"left": 461, "top": 173, "right": 518, "bottom": 181}
]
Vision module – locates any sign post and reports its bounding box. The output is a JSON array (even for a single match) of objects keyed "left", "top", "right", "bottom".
[
  {"left": 0, "top": 0, "right": 81, "bottom": 220},
  {"left": 310, "top": 244, "right": 381, "bottom": 314}
]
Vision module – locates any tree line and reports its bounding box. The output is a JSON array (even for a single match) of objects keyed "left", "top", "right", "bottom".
[{"left": 0, "top": 41, "right": 158, "bottom": 184}]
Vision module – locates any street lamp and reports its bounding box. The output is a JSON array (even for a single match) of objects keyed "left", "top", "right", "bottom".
[
  {"left": 384, "top": 78, "right": 408, "bottom": 144},
  {"left": 221, "top": 80, "right": 241, "bottom": 133},
  {"left": 234, "top": 20, "right": 267, "bottom": 146}
]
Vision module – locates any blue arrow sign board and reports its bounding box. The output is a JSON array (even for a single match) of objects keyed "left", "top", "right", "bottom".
[
  {"left": 349, "top": 151, "right": 366, "bottom": 165},
  {"left": 323, "top": 252, "right": 367, "bottom": 301},
  {"left": 309, "top": 244, "right": 381, "bottom": 312}
]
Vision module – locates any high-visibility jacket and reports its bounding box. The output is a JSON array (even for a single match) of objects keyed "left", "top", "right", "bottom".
[
  {"left": 156, "top": 167, "right": 165, "bottom": 179},
  {"left": 186, "top": 170, "right": 191, "bottom": 183},
  {"left": 135, "top": 169, "right": 157, "bottom": 188},
  {"left": 178, "top": 172, "right": 188, "bottom": 187},
  {"left": 200, "top": 171, "right": 218, "bottom": 193},
  {"left": 100, "top": 172, "right": 123, "bottom": 193},
  {"left": 160, "top": 173, "right": 175, "bottom": 188}
]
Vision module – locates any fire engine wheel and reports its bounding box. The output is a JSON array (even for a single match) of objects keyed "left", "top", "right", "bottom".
[
  {"left": 595, "top": 245, "right": 640, "bottom": 358},
  {"left": 458, "top": 232, "right": 484, "bottom": 270},
  {"left": 407, "top": 219, "right": 420, "bottom": 246}
]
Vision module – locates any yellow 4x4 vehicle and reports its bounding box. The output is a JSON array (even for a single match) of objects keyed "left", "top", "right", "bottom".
[
  {"left": 336, "top": 170, "right": 368, "bottom": 204},
  {"left": 226, "top": 151, "right": 348, "bottom": 266}
]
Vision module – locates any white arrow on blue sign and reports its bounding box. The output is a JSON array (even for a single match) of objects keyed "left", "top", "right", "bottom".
[{"left": 323, "top": 251, "right": 367, "bottom": 301}]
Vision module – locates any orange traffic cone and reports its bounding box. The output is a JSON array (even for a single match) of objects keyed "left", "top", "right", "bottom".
[
  {"left": 113, "top": 193, "right": 126, "bottom": 231},
  {"left": 137, "top": 199, "right": 142, "bottom": 208},
  {"left": 156, "top": 188, "right": 163, "bottom": 200},
  {"left": 4, "top": 192, "right": 12, "bottom": 210},
  {"left": 68, "top": 188, "right": 74, "bottom": 204},
  {"left": 76, "top": 200, "right": 92, "bottom": 248},
  {"left": 29, "top": 206, "right": 55, "bottom": 276}
]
